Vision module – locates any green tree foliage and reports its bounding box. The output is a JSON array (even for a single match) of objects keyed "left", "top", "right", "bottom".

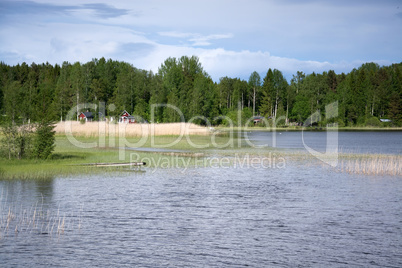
[
  {"left": 291, "top": 94, "right": 310, "bottom": 123},
  {"left": 0, "top": 58, "right": 400, "bottom": 129},
  {"left": 3, "top": 80, "right": 23, "bottom": 122},
  {"left": 259, "top": 69, "right": 274, "bottom": 117},
  {"left": 248, "top": 71, "right": 261, "bottom": 116},
  {"left": 32, "top": 121, "right": 56, "bottom": 159},
  {"left": 259, "top": 69, "right": 288, "bottom": 120},
  {"left": 388, "top": 92, "right": 401, "bottom": 125}
]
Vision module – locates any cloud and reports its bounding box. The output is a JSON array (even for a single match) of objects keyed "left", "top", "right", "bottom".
[
  {"left": 0, "top": 20, "right": 153, "bottom": 65},
  {"left": 196, "top": 49, "right": 352, "bottom": 80},
  {"left": 0, "top": 0, "right": 129, "bottom": 20},
  {"left": 133, "top": 44, "right": 390, "bottom": 82},
  {"left": 0, "top": 0, "right": 67, "bottom": 16},
  {"left": 158, "top": 31, "right": 233, "bottom": 46},
  {"left": 80, "top": 3, "right": 129, "bottom": 18},
  {"left": 117, "top": 42, "right": 156, "bottom": 59},
  {"left": 0, "top": 16, "right": 391, "bottom": 82},
  {"left": 190, "top": 34, "right": 234, "bottom": 47},
  {"left": 158, "top": 31, "right": 193, "bottom": 38},
  {"left": 0, "top": 0, "right": 400, "bottom": 82}
]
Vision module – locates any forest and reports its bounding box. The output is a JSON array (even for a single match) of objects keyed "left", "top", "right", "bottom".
[{"left": 0, "top": 56, "right": 401, "bottom": 127}]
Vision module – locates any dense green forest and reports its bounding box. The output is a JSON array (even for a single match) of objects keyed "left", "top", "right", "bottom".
[{"left": 0, "top": 56, "right": 401, "bottom": 127}]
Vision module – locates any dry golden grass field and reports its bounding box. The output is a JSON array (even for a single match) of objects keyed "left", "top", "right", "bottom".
[{"left": 54, "top": 121, "right": 212, "bottom": 137}]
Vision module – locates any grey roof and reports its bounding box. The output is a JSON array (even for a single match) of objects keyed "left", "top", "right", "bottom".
[{"left": 82, "top": 112, "right": 93, "bottom": 118}]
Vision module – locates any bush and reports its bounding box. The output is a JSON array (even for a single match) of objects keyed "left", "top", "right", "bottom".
[
  {"left": 0, "top": 122, "right": 33, "bottom": 159},
  {"left": 223, "top": 108, "right": 253, "bottom": 127},
  {"left": 365, "top": 117, "right": 381, "bottom": 127},
  {"left": 356, "top": 116, "right": 366, "bottom": 126}
]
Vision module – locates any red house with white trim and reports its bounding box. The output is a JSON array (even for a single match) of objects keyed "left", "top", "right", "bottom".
[
  {"left": 78, "top": 111, "right": 93, "bottom": 122},
  {"left": 119, "top": 110, "right": 136, "bottom": 123}
]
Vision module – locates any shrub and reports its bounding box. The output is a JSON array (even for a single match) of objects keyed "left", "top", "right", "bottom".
[
  {"left": 365, "top": 117, "right": 381, "bottom": 127},
  {"left": 336, "top": 118, "right": 345, "bottom": 127},
  {"left": 0, "top": 122, "right": 33, "bottom": 159}
]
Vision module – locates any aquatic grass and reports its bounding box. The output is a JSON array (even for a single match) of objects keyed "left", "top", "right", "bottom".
[
  {"left": 232, "top": 148, "right": 402, "bottom": 177},
  {"left": 337, "top": 154, "right": 401, "bottom": 176},
  {"left": 0, "top": 196, "right": 81, "bottom": 239}
]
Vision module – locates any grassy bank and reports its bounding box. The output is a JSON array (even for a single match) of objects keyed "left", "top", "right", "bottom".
[
  {"left": 1, "top": 131, "right": 401, "bottom": 179},
  {"left": 0, "top": 134, "right": 237, "bottom": 180}
]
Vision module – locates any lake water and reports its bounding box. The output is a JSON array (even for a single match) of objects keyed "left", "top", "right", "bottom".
[
  {"left": 244, "top": 130, "right": 402, "bottom": 155},
  {"left": 1, "top": 131, "right": 401, "bottom": 267}
]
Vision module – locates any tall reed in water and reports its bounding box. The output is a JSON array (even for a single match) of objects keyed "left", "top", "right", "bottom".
[
  {"left": 338, "top": 154, "right": 401, "bottom": 176},
  {"left": 0, "top": 199, "right": 81, "bottom": 239}
]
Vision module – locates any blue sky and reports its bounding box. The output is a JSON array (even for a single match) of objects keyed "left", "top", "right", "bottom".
[{"left": 0, "top": 0, "right": 401, "bottom": 81}]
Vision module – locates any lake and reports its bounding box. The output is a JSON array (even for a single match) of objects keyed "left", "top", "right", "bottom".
[
  {"left": 1, "top": 131, "right": 401, "bottom": 267},
  {"left": 244, "top": 130, "right": 402, "bottom": 155}
]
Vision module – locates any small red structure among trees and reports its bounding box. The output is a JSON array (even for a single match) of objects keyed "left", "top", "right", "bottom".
[
  {"left": 78, "top": 111, "right": 93, "bottom": 122},
  {"left": 119, "top": 110, "right": 136, "bottom": 123}
]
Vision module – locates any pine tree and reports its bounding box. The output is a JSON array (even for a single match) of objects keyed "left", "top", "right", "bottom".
[
  {"left": 33, "top": 121, "right": 56, "bottom": 159},
  {"left": 248, "top": 71, "right": 261, "bottom": 116}
]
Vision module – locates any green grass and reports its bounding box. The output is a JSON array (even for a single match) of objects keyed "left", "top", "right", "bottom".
[
  {"left": 0, "top": 134, "right": 239, "bottom": 180},
  {"left": 1, "top": 132, "right": 400, "bottom": 179}
]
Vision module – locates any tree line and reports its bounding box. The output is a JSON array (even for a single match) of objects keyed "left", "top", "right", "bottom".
[{"left": 0, "top": 56, "right": 401, "bottom": 127}]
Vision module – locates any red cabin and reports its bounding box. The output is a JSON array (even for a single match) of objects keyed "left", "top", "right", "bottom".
[
  {"left": 78, "top": 111, "right": 93, "bottom": 122},
  {"left": 119, "top": 110, "right": 136, "bottom": 123}
]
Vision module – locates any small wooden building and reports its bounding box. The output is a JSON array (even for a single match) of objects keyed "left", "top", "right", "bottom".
[
  {"left": 253, "top": 116, "right": 265, "bottom": 125},
  {"left": 78, "top": 111, "right": 94, "bottom": 122},
  {"left": 119, "top": 110, "right": 136, "bottom": 123}
]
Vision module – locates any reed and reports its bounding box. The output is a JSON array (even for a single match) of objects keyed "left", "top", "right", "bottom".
[
  {"left": 54, "top": 121, "right": 212, "bottom": 137},
  {"left": 337, "top": 154, "right": 401, "bottom": 176},
  {"left": 0, "top": 200, "right": 80, "bottom": 239}
]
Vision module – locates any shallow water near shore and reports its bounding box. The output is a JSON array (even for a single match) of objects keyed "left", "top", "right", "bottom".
[{"left": 0, "top": 131, "right": 401, "bottom": 267}]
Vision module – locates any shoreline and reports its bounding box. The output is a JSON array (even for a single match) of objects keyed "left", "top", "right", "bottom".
[
  {"left": 215, "top": 126, "right": 402, "bottom": 132},
  {"left": 0, "top": 133, "right": 400, "bottom": 180}
]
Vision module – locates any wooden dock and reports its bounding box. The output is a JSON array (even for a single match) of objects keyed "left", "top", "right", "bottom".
[
  {"left": 93, "top": 162, "right": 146, "bottom": 167},
  {"left": 79, "top": 162, "right": 146, "bottom": 167}
]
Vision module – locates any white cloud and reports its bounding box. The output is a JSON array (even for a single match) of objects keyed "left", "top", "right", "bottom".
[
  {"left": 158, "top": 31, "right": 233, "bottom": 46},
  {"left": 133, "top": 44, "right": 390, "bottom": 81},
  {"left": 190, "top": 34, "right": 234, "bottom": 47},
  {"left": 0, "top": 20, "right": 154, "bottom": 64},
  {"left": 0, "top": 17, "right": 391, "bottom": 82},
  {"left": 0, "top": 0, "right": 400, "bottom": 81}
]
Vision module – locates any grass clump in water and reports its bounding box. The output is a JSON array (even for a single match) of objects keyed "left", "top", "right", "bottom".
[{"left": 337, "top": 154, "right": 401, "bottom": 176}]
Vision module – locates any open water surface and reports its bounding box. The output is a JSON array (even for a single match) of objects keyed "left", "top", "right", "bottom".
[
  {"left": 245, "top": 130, "right": 402, "bottom": 154},
  {"left": 0, "top": 131, "right": 401, "bottom": 267}
]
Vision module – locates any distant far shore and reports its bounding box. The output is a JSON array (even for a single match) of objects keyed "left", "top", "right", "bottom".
[{"left": 214, "top": 126, "right": 402, "bottom": 132}]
